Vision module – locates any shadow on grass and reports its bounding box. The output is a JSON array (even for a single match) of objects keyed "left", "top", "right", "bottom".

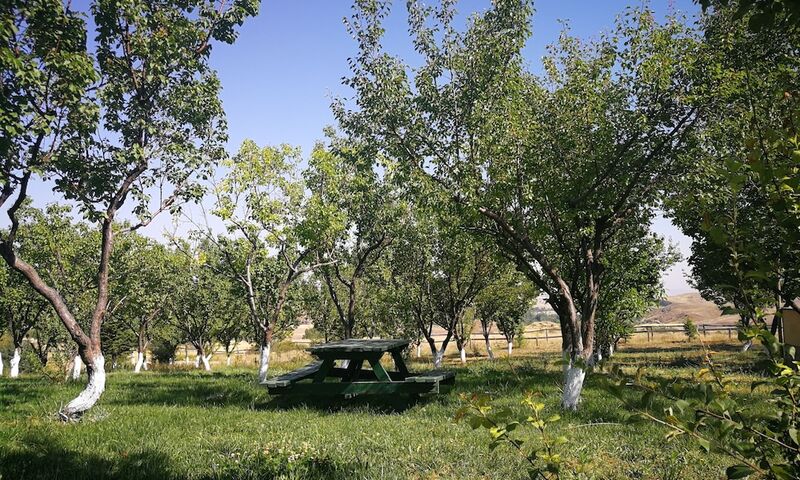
[
  {"left": 0, "top": 433, "right": 176, "bottom": 480},
  {"left": 0, "top": 377, "right": 59, "bottom": 406}
]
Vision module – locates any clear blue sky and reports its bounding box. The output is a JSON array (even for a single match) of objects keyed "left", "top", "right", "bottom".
[{"left": 30, "top": 0, "right": 702, "bottom": 294}]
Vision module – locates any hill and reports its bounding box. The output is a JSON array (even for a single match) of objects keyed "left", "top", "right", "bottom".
[{"left": 643, "top": 292, "right": 740, "bottom": 325}]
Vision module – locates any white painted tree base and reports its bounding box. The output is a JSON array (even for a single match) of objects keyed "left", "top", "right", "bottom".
[
  {"left": 201, "top": 355, "right": 212, "bottom": 371},
  {"left": 258, "top": 344, "right": 271, "bottom": 383},
  {"left": 741, "top": 340, "right": 752, "bottom": 352},
  {"left": 485, "top": 339, "right": 495, "bottom": 360},
  {"left": 416, "top": 345, "right": 421, "bottom": 358},
  {"left": 61, "top": 355, "right": 106, "bottom": 420},
  {"left": 507, "top": 342, "right": 513, "bottom": 356},
  {"left": 0, "top": 352, "right": 4, "bottom": 376},
  {"left": 134, "top": 351, "right": 145, "bottom": 373},
  {"left": 561, "top": 364, "right": 586, "bottom": 410},
  {"left": 10, "top": 347, "right": 21, "bottom": 378},
  {"left": 459, "top": 348, "right": 467, "bottom": 364},
  {"left": 433, "top": 350, "right": 444, "bottom": 369}
]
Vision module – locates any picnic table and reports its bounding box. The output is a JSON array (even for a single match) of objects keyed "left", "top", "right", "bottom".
[{"left": 265, "top": 339, "right": 455, "bottom": 397}]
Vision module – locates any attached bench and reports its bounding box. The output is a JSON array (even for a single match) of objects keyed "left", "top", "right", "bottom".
[
  {"left": 404, "top": 370, "right": 456, "bottom": 394},
  {"left": 264, "top": 361, "right": 322, "bottom": 388}
]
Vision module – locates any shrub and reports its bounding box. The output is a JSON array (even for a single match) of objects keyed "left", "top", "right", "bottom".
[
  {"left": 683, "top": 318, "right": 699, "bottom": 341},
  {"left": 605, "top": 326, "right": 799, "bottom": 479}
]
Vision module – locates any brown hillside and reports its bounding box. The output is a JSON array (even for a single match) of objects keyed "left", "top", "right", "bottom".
[{"left": 643, "top": 292, "right": 739, "bottom": 325}]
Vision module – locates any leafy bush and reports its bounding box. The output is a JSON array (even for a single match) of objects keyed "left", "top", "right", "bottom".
[
  {"left": 683, "top": 318, "right": 699, "bottom": 341},
  {"left": 605, "top": 326, "right": 799, "bottom": 479},
  {"left": 455, "top": 393, "right": 579, "bottom": 479}
]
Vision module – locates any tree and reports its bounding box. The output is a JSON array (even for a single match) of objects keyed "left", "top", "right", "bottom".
[
  {"left": 338, "top": 0, "right": 699, "bottom": 408},
  {"left": 476, "top": 269, "right": 538, "bottom": 359},
  {"left": 666, "top": 2, "right": 800, "bottom": 334},
  {"left": 390, "top": 199, "right": 500, "bottom": 367},
  {"left": 0, "top": 263, "right": 49, "bottom": 377},
  {"left": 594, "top": 233, "right": 680, "bottom": 359},
  {"left": 106, "top": 235, "right": 175, "bottom": 372},
  {"left": 201, "top": 140, "right": 331, "bottom": 382},
  {"left": 168, "top": 246, "right": 241, "bottom": 371},
  {"left": 0, "top": 0, "right": 257, "bottom": 418},
  {"left": 306, "top": 143, "right": 399, "bottom": 340}
]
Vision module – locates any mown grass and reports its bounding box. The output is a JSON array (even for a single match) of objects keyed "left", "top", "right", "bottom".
[{"left": 0, "top": 340, "right": 770, "bottom": 479}]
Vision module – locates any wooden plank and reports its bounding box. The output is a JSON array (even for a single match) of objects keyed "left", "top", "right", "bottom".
[
  {"left": 367, "top": 354, "right": 392, "bottom": 382},
  {"left": 406, "top": 370, "right": 456, "bottom": 383},
  {"left": 308, "top": 339, "right": 410, "bottom": 354},
  {"left": 390, "top": 350, "right": 410, "bottom": 377},
  {"left": 264, "top": 361, "right": 323, "bottom": 387},
  {"left": 267, "top": 380, "right": 440, "bottom": 396},
  {"left": 312, "top": 358, "right": 335, "bottom": 383}
]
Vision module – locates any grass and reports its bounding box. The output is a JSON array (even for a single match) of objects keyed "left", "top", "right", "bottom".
[{"left": 0, "top": 339, "right": 770, "bottom": 480}]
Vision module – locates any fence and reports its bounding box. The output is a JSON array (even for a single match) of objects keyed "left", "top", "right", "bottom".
[{"left": 420, "top": 322, "right": 741, "bottom": 347}]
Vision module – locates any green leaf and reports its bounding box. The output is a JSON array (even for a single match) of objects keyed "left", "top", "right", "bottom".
[{"left": 726, "top": 465, "right": 755, "bottom": 479}]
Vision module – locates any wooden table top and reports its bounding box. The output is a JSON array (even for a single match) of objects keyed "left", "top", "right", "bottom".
[{"left": 307, "top": 339, "right": 410, "bottom": 354}]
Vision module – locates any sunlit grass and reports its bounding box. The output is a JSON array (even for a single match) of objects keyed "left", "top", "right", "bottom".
[{"left": 0, "top": 340, "right": 768, "bottom": 479}]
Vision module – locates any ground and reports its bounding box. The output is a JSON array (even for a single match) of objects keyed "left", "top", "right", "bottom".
[{"left": 0, "top": 340, "right": 769, "bottom": 480}]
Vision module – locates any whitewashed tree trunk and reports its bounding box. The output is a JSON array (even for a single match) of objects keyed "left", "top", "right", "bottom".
[
  {"left": 10, "top": 347, "right": 22, "bottom": 378},
  {"left": 201, "top": 354, "right": 212, "bottom": 371},
  {"left": 608, "top": 344, "right": 614, "bottom": 357},
  {"left": 433, "top": 349, "right": 444, "bottom": 369},
  {"left": 416, "top": 344, "right": 421, "bottom": 358},
  {"left": 507, "top": 342, "right": 513, "bottom": 356},
  {"left": 61, "top": 354, "right": 106, "bottom": 420},
  {"left": 133, "top": 351, "right": 145, "bottom": 373},
  {"left": 0, "top": 352, "right": 4, "bottom": 376},
  {"left": 71, "top": 355, "right": 82, "bottom": 380},
  {"left": 194, "top": 354, "right": 201, "bottom": 368},
  {"left": 226, "top": 354, "right": 232, "bottom": 367},
  {"left": 459, "top": 347, "right": 467, "bottom": 364},
  {"left": 741, "top": 340, "right": 753, "bottom": 352},
  {"left": 258, "top": 343, "right": 271, "bottom": 383},
  {"left": 484, "top": 336, "right": 495, "bottom": 360},
  {"left": 561, "top": 351, "right": 587, "bottom": 410}
]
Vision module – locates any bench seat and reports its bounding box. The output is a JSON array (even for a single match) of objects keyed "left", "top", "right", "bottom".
[
  {"left": 264, "top": 361, "right": 323, "bottom": 388},
  {"left": 404, "top": 370, "right": 456, "bottom": 383}
]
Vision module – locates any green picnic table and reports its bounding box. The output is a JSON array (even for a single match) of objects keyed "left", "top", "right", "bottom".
[{"left": 265, "top": 339, "right": 455, "bottom": 397}]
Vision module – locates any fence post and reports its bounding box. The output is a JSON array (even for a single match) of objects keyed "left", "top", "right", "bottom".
[
  {"left": 728, "top": 327, "right": 732, "bottom": 339},
  {"left": 545, "top": 329, "right": 549, "bottom": 341},
  {"left": 702, "top": 324, "right": 707, "bottom": 337}
]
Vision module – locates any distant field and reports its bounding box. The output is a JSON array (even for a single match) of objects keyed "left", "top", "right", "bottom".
[{"left": 0, "top": 339, "right": 769, "bottom": 480}]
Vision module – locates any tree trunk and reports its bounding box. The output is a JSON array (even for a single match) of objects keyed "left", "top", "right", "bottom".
[
  {"left": 71, "top": 355, "right": 82, "bottom": 380},
  {"left": 134, "top": 350, "right": 145, "bottom": 373},
  {"left": 226, "top": 353, "right": 232, "bottom": 367},
  {"left": 0, "top": 352, "right": 4, "bottom": 376},
  {"left": 741, "top": 340, "right": 753, "bottom": 352},
  {"left": 561, "top": 351, "right": 587, "bottom": 410},
  {"left": 258, "top": 343, "right": 272, "bottom": 383},
  {"left": 200, "top": 352, "right": 212, "bottom": 371},
  {"left": 484, "top": 333, "right": 494, "bottom": 360},
  {"left": 459, "top": 347, "right": 466, "bottom": 364},
  {"left": 9, "top": 346, "right": 21, "bottom": 378},
  {"left": 60, "top": 351, "right": 105, "bottom": 420},
  {"left": 416, "top": 344, "right": 421, "bottom": 358},
  {"left": 433, "top": 349, "right": 445, "bottom": 369},
  {"left": 194, "top": 352, "right": 201, "bottom": 368},
  {"left": 608, "top": 343, "right": 615, "bottom": 357},
  {"left": 507, "top": 341, "right": 513, "bottom": 356}
]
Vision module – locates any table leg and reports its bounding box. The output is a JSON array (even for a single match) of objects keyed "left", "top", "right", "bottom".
[
  {"left": 342, "top": 358, "right": 364, "bottom": 382},
  {"left": 391, "top": 349, "right": 410, "bottom": 378},
  {"left": 367, "top": 354, "right": 392, "bottom": 382},
  {"left": 313, "top": 358, "right": 335, "bottom": 383}
]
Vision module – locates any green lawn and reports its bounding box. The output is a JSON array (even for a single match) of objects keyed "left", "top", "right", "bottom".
[{"left": 0, "top": 341, "right": 768, "bottom": 479}]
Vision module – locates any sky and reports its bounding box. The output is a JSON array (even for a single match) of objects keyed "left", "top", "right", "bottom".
[{"left": 18, "top": 0, "right": 701, "bottom": 295}]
